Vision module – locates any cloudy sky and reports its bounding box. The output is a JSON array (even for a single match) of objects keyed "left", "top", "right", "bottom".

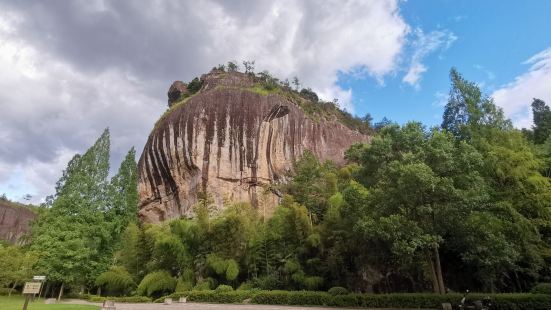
[{"left": 1, "top": 0, "right": 550, "bottom": 203}]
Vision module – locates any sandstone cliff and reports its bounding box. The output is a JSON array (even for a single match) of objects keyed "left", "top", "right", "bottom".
[
  {"left": 138, "top": 70, "right": 370, "bottom": 223},
  {"left": 0, "top": 200, "right": 36, "bottom": 244}
]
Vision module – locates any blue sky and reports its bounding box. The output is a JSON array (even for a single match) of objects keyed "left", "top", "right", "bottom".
[
  {"left": 342, "top": 0, "right": 551, "bottom": 127},
  {"left": 1, "top": 0, "right": 551, "bottom": 203}
]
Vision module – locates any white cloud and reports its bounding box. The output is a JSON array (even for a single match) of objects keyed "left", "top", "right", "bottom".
[
  {"left": 492, "top": 47, "right": 551, "bottom": 128},
  {"left": 432, "top": 91, "right": 448, "bottom": 107},
  {"left": 403, "top": 28, "right": 457, "bottom": 88},
  {"left": 0, "top": 0, "right": 411, "bottom": 202},
  {"left": 0, "top": 14, "right": 162, "bottom": 202}
]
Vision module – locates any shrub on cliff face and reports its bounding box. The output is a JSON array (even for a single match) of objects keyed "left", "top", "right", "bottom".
[
  {"left": 187, "top": 77, "right": 203, "bottom": 94},
  {"left": 300, "top": 88, "right": 319, "bottom": 102}
]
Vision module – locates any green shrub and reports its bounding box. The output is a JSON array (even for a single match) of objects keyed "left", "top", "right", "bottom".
[
  {"left": 136, "top": 271, "right": 176, "bottom": 297},
  {"left": 303, "top": 276, "right": 323, "bottom": 291},
  {"left": 532, "top": 283, "right": 551, "bottom": 294},
  {"left": 215, "top": 285, "right": 234, "bottom": 293},
  {"left": 226, "top": 259, "right": 239, "bottom": 281},
  {"left": 299, "top": 88, "right": 319, "bottom": 102},
  {"left": 237, "top": 282, "right": 254, "bottom": 291},
  {"left": 95, "top": 266, "right": 135, "bottom": 296},
  {"left": 251, "top": 275, "right": 280, "bottom": 290},
  {"left": 187, "top": 77, "right": 203, "bottom": 94},
  {"left": 250, "top": 292, "right": 551, "bottom": 310},
  {"left": 89, "top": 295, "right": 151, "bottom": 303},
  {"left": 328, "top": 286, "right": 349, "bottom": 296},
  {"left": 167, "top": 290, "right": 256, "bottom": 303},
  {"left": 175, "top": 279, "right": 193, "bottom": 292},
  {"left": 0, "top": 287, "right": 13, "bottom": 295},
  {"left": 193, "top": 278, "right": 215, "bottom": 291}
]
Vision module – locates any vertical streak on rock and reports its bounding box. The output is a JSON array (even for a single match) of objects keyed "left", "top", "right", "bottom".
[{"left": 138, "top": 73, "right": 370, "bottom": 223}]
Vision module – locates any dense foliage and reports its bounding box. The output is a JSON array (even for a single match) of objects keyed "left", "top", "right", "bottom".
[
  {"left": 5, "top": 129, "right": 140, "bottom": 298},
  {"left": 1, "top": 69, "right": 550, "bottom": 304}
]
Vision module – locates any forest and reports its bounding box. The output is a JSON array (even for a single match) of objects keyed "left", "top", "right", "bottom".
[{"left": 1, "top": 68, "right": 550, "bottom": 301}]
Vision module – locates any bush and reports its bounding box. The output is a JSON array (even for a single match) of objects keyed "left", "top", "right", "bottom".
[
  {"left": 88, "top": 295, "right": 151, "bottom": 303},
  {"left": 95, "top": 266, "right": 135, "bottom": 296},
  {"left": 0, "top": 287, "right": 13, "bottom": 295},
  {"left": 299, "top": 88, "right": 319, "bottom": 102},
  {"left": 303, "top": 276, "right": 323, "bottom": 291},
  {"left": 136, "top": 271, "right": 176, "bottom": 297},
  {"left": 215, "top": 285, "right": 234, "bottom": 293},
  {"left": 250, "top": 291, "right": 551, "bottom": 310},
  {"left": 187, "top": 77, "right": 203, "bottom": 94},
  {"left": 237, "top": 282, "right": 254, "bottom": 291},
  {"left": 193, "top": 278, "right": 215, "bottom": 291},
  {"left": 328, "top": 286, "right": 349, "bottom": 296},
  {"left": 175, "top": 279, "right": 193, "bottom": 292},
  {"left": 167, "top": 290, "right": 256, "bottom": 303},
  {"left": 532, "top": 283, "right": 551, "bottom": 294},
  {"left": 251, "top": 275, "right": 280, "bottom": 290}
]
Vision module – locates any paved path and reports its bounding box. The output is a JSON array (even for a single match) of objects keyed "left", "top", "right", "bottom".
[{"left": 63, "top": 299, "right": 420, "bottom": 310}]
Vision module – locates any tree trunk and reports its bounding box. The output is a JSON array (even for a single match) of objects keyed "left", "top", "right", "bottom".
[
  {"left": 425, "top": 249, "right": 440, "bottom": 293},
  {"left": 8, "top": 281, "right": 17, "bottom": 296},
  {"left": 57, "top": 282, "right": 64, "bottom": 301},
  {"left": 433, "top": 244, "right": 446, "bottom": 294}
]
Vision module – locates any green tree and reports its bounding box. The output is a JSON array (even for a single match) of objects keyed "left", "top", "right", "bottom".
[
  {"left": 115, "top": 223, "right": 143, "bottom": 280},
  {"left": 187, "top": 77, "right": 203, "bottom": 94},
  {"left": 31, "top": 129, "right": 141, "bottom": 298},
  {"left": 442, "top": 68, "right": 511, "bottom": 139},
  {"left": 532, "top": 98, "right": 551, "bottom": 144},
  {"left": 227, "top": 61, "right": 239, "bottom": 72},
  {"left": 286, "top": 151, "right": 338, "bottom": 221},
  {"left": 351, "top": 123, "right": 488, "bottom": 293},
  {"left": 108, "top": 147, "right": 139, "bottom": 235},
  {"left": 0, "top": 244, "right": 38, "bottom": 295}
]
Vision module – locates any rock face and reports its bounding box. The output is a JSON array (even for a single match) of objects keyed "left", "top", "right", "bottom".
[
  {"left": 138, "top": 71, "right": 370, "bottom": 223},
  {"left": 0, "top": 201, "right": 36, "bottom": 244},
  {"left": 167, "top": 81, "right": 189, "bottom": 106}
]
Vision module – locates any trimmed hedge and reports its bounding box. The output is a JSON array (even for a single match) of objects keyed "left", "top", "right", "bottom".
[
  {"left": 79, "top": 290, "right": 551, "bottom": 310},
  {"left": 532, "top": 283, "right": 551, "bottom": 294},
  {"left": 250, "top": 291, "right": 551, "bottom": 310},
  {"left": 170, "top": 290, "right": 256, "bottom": 303},
  {"left": 88, "top": 295, "right": 152, "bottom": 303}
]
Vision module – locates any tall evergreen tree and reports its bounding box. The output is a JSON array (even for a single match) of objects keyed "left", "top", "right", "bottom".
[
  {"left": 108, "top": 147, "right": 139, "bottom": 234},
  {"left": 532, "top": 98, "right": 551, "bottom": 144},
  {"left": 32, "top": 129, "right": 112, "bottom": 298}
]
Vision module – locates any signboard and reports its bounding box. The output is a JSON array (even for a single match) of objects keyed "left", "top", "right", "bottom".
[
  {"left": 22, "top": 282, "right": 42, "bottom": 294},
  {"left": 33, "top": 276, "right": 46, "bottom": 281}
]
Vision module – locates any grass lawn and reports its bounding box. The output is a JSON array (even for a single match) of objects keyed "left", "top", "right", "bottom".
[{"left": 0, "top": 296, "right": 99, "bottom": 310}]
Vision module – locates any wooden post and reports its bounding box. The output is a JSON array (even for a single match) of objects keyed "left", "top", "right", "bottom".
[{"left": 22, "top": 294, "right": 30, "bottom": 310}]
